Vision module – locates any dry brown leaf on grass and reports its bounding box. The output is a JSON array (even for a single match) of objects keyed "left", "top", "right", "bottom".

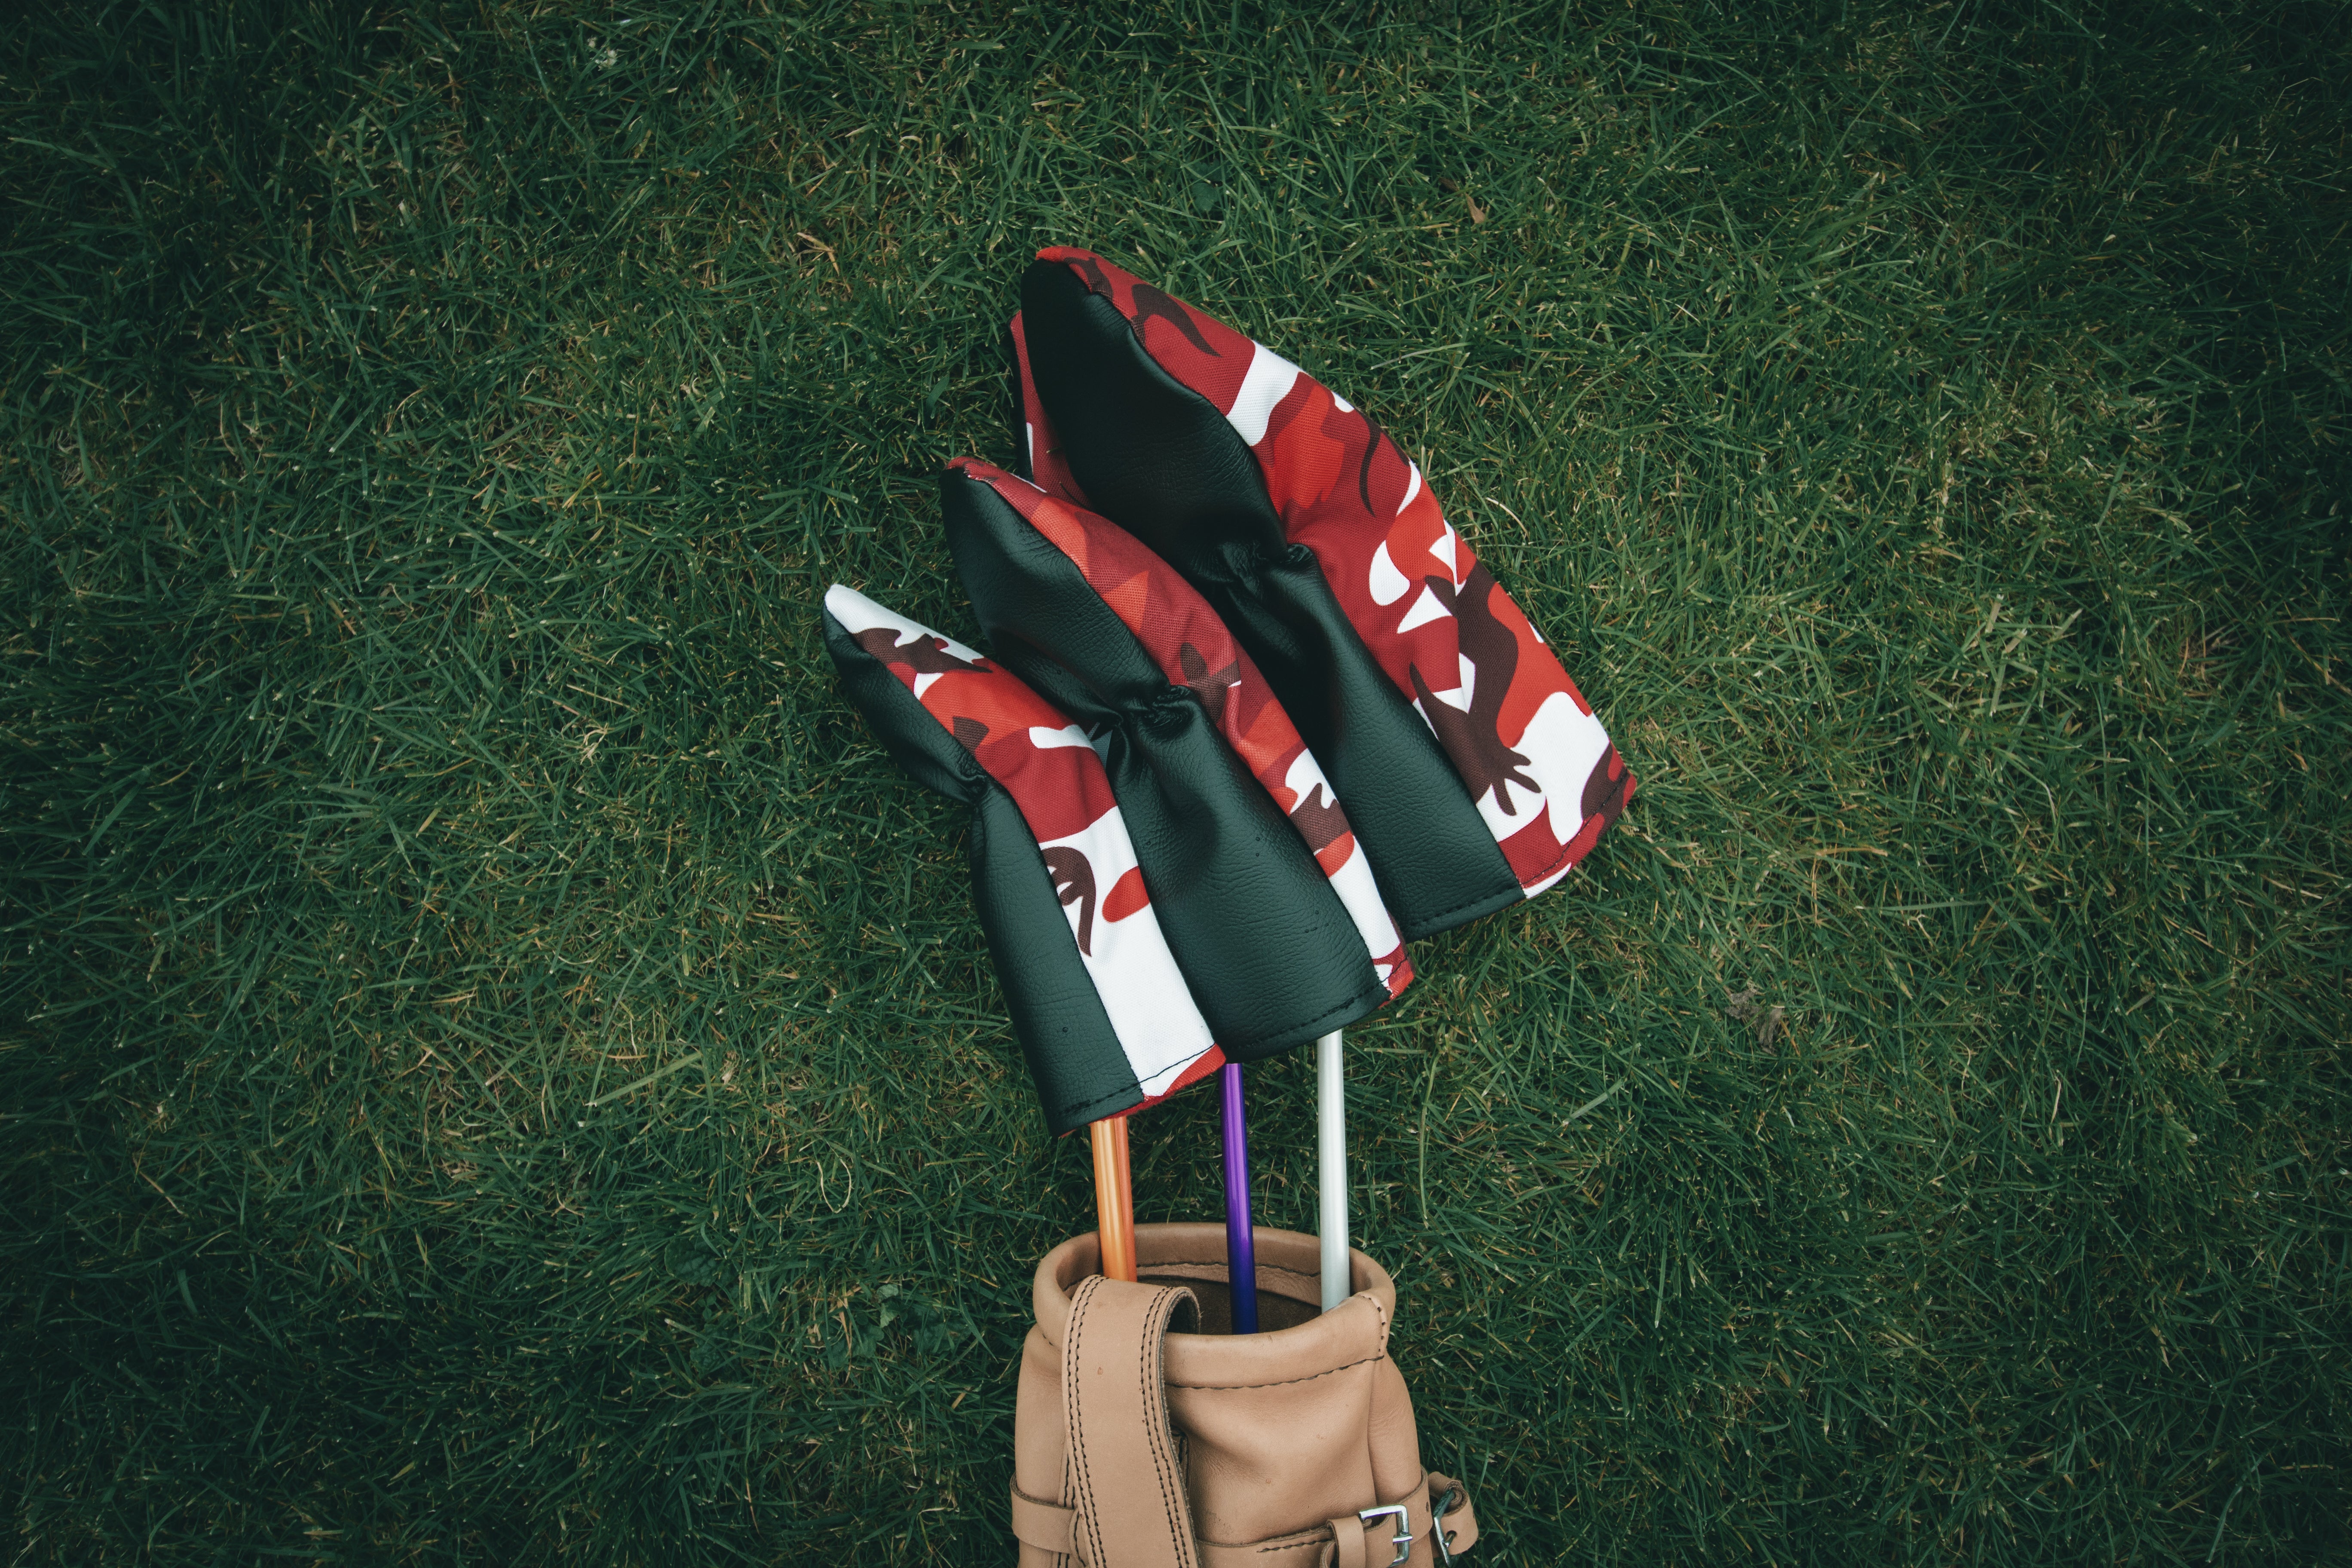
[{"left": 1725, "top": 987, "right": 1785, "bottom": 1047}]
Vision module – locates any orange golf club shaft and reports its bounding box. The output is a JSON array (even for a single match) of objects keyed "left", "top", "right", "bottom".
[{"left": 1089, "top": 1116, "right": 1137, "bottom": 1282}]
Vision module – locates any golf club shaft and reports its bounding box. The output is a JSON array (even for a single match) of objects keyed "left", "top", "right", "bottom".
[
  {"left": 1317, "top": 1029, "right": 1347, "bottom": 1309},
  {"left": 1090, "top": 1116, "right": 1137, "bottom": 1282},
  {"left": 1219, "top": 1063, "right": 1259, "bottom": 1333}
]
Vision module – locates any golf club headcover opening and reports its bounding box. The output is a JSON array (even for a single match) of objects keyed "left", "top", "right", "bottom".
[
  {"left": 1013, "top": 248, "right": 1634, "bottom": 937},
  {"left": 940, "top": 462, "right": 1412, "bottom": 1060},
  {"left": 822, "top": 584, "right": 1223, "bottom": 1133}
]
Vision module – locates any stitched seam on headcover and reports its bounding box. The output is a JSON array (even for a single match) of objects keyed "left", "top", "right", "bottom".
[
  {"left": 1164, "top": 1350, "right": 1383, "bottom": 1390},
  {"left": 1056, "top": 1079, "right": 1147, "bottom": 1126},
  {"left": 1140, "top": 1289, "right": 1194, "bottom": 1565},
  {"left": 1515, "top": 817, "right": 1587, "bottom": 889},
  {"left": 1064, "top": 1276, "right": 1102, "bottom": 1567},
  {"left": 1225, "top": 981, "right": 1386, "bottom": 1056},
  {"left": 1403, "top": 878, "right": 1528, "bottom": 929},
  {"left": 1510, "top": 766, "right": 1637, "bottom": 892}
]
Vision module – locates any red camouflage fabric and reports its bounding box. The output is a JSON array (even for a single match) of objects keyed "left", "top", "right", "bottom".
[
  {"left": 823, "top": 584, "right": 1225, "bottom": 1110},
  {"left": 1014, "top": 249, "right": 1635, "bottom": 899},
  {"left": 948, "top": 458, "right": 1413, "bottom": 999}
]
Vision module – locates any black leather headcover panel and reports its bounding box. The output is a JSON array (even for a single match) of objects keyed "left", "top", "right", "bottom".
[
  {"left": 821, "top": 603, "right": 1143, "bottom": 1132},
  {"left": 941, "top": 469, "right": 1386, "bottom": 1059},
  {"left": 1017, "top": 262, "right": 1522, "bottom": 938},
  {"left": 940, "top": 469, "right": 1168, "bottom": 707},
  {"left": 1212, "top": 553, "right": 1527, "bottom": 938},
  {"left": 965, "top": 786, "right": 1148, "bottom": 1131},
  {"left": 1020, "top": 260, "right": 1284, "bottom": 571}
]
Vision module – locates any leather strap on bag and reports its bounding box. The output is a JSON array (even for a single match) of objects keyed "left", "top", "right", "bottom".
[
  {"left": 1061, "top": 1274, "right": 1203, "bottom": 1567},
  {"left": 1015, "top": 1243, "right": 1481, "bottom": 1565},
  {"left": 1191, "top": 1474, "right": 1481, "bottom": 1568},
  {"left": 1011, "top": 1484, "right": 1077, "bottom": 1557},
  {"left": 1022, "top": 1472, "right": 1480, "bottom": 1568}
]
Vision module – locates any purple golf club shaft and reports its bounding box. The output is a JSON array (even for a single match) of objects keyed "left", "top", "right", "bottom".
[{"left": 1219, "top": 1062, "right": 1259, "bottom": 1333}]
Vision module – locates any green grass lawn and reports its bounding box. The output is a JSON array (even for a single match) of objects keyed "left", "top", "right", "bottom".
[{"left": 4, "top": 2, "right": 2347, "bottom": 1561}]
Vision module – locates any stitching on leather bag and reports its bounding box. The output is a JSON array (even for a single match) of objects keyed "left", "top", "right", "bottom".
[
  {"left": 1139, "top": 1287, "right": 1194, "bottom": 1564},
  {"left": 1055, "top": 1443, "right": 1075, "bottom": 1568},
  {"left": 1064, "top": 1275, "right": 1102, "bottom": 1567},
  {"left": 1055, "top": 1419, "right": 1079, "bottom": 1568},
  {"left": 1237, "top": 1527, "right": 1327, "bottom": 1556},
  {"left": 1166, "top": 1350, "right": 1383, "bottom": 1391}
]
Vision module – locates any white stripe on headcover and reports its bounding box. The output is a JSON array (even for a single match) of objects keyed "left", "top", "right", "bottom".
[
  {"left": 831, "top": 581, "right": 1218, "bottom": 1105},
  {"left": 1036, "top": 807, "right": 1218, "bottom": 1096},
  {"left": 1324, "top": 840, "right": 1400, "bottom": 965},
  {"left": 1397, "top": 584, "right": 1452, "bottom": 634},
  {"left": 1466, "top": 689, "right": 1612, "bottom": 883},
  {"left": 824, "top": 583, "right": 986, "bottom": 665},
  {"left": 1281, "top": 749, "right": 1401, "bottom": 964},
  {"left": 826, "top": 583, "right": 991, "bottom": 698},
  {"left": 1518, "top": 690, "right": 1613, "bottom": 858},
  {"left": 1368, "top": 541, "right": 1412, "bottom": 606},
  {"left": 1225, "top": 343, "right": 1303, "bottom": 447},
  {"left": 1428, "top": 523, "right": 1458, "bottom": 579}
]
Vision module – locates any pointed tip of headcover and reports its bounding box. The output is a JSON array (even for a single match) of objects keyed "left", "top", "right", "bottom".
[{"left": 824, "top": 581, "right": 931, "bottom": 639}]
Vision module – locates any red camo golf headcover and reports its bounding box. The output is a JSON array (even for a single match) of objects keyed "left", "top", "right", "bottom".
[
  {"left": 947, "top": 458, "right": 1411, "bottom": 999},
  {"left": 822, "top": 585, "right": 1224, "bottom": 1132},
  {"left": 940, "top": 465, "right": 1409, "bottom": 1061},
  {"left": 1013, "top": 249, "right": 1634, "bottom": 936}
]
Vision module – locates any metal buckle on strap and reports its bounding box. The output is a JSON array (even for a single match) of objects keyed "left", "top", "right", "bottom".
[
  {"left": 1359, "top": 1503, "right": 1413, "bottom": 1567},
  {"left": 1431, "top": 1482, "right": 1467, "bottom": 1564}
]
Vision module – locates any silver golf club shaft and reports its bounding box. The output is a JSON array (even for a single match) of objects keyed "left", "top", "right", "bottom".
[{"left": 1317, "top": 1029, "right": 1347, "bottom": 1309}]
